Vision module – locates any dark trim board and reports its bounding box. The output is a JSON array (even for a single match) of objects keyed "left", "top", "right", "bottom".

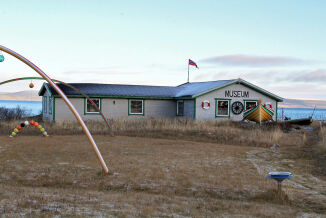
[
  {"left": 276, "top": 102, "right": 278, "bottom": 121},
  {"left": 52, "top": 94, "right": 193, "bottom": 100},
  {"left": 53, "top": 96, "right": 56, "bottom": 121},
  {"left": 193, "top": 98, "right": 196, "bottom": 119},
  {"left": 176, "top": 100, "right": 184, "bottom": 116}
]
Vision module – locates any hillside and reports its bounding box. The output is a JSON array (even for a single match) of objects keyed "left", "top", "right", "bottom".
[
  {"left": 0, "top": 90, "right": 41, "bottom": 101},
  {"left": 279, "top": 98, "right": 326, "bottom": 109}
]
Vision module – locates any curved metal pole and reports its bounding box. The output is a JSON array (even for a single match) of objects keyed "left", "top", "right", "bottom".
[
  {"left": 0, "top": 45, "right": 110, "bottom": 174},
  {"left": 0, "top": 77, "right": 114, "bottom": 136}
]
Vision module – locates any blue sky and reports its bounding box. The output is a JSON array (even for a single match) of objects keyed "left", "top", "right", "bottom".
[{"left": 1, "top": 0, "right": 326, "bottom": 100}]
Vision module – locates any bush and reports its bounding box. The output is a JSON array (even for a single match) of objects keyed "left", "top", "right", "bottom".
[{"left": 0, "top": 106, "right": 30, "bottom": 120}]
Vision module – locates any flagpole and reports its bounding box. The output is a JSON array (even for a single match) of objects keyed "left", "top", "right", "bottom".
[{"left": 187, "top": 61, "right": 190, "bottom": 83}]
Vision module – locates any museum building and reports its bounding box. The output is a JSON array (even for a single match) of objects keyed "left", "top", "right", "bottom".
[{"left": 38, "top": 78, "right": 283, "bottom": 122}]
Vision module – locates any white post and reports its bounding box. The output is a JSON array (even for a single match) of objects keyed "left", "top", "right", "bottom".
[{"left": 187, "top": 62, "right": 190, "bottom": 83}]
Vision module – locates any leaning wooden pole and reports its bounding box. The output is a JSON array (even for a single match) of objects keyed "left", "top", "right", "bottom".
[
  {"left": 0, "top": 77, "right": 114, "bottom": 136},
  {"left": 0, "top": 45, "right": 110, "bottom": 174}
]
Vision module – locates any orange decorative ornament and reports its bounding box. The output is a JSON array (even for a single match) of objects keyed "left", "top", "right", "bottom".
[
  {"left": 30, "top": 120, "right": 35, "bottom": 125},
  {"left": 17, "top": 126, "right": 22, "bottom": 130},
  {"left": 34, "top": 122, "right": 39, "bottom": 127},
  {"left": 29, "top": 82, "right": 34, "bottom": 88}
]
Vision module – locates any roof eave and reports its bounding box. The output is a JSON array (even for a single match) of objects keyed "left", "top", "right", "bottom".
[
  {"left": 38, "top": 83, "right": 46, "bottom": 96},
  {"left": 38, "top": 83, "right": 53, "bottom": 96},
  {"left": 192, "top": 78, "right": 283, "bottom": 102},
  {"left": 192, "top": 80, "right": 238, "bottom": 98},
  {"left": 237, "top": 78, "right": 283, "bottom": 102}
]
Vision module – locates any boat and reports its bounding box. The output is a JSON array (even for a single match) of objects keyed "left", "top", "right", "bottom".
[
  {"left": 243, "top": 100, "right": 274, "bottom": 123},
  {"left": 283, "top": 116, "right": 313, "bottom": 125}
]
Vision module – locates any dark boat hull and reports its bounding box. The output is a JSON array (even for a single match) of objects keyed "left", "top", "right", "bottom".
[{"left": 283, "top": 117, "right": 313, "bottom": 125}]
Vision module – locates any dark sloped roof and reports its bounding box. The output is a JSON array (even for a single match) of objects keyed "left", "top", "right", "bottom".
[
  {"left": 40, "top": 80, "right": 235, "bottom": 98},
  {"left": 39, "top": 79, "right": 283, "bottom": 101},
  {"left": 43, "top": 83, "right": 179, "bottom": 98},
  {"left": 175, "top": 80, "right": 233, "bottom": 97}
]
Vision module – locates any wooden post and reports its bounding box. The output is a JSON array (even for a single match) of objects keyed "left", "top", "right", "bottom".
[
  {"left": 0, "top": 45, "right": 110, "bottom": 174},
  {"left": 258, "top": 99, "right": 262, "bottom": 125}
]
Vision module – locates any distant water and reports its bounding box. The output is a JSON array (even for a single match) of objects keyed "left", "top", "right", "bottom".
[
  {"left": 0, "top": 100, "right": 42, "bottom": 116},
  {"left": 278, "top": 108, "right": 326, "bottom": 121}
]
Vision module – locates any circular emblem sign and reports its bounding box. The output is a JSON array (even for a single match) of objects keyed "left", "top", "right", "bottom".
[{"left": 231, "top": 101, "right": 244, "bottom": 115}]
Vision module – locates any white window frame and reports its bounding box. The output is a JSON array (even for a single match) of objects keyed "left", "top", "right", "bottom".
[
  {"left": 244, "top": 100, "right": 258, "bottom": 110},
  {"left": 215, "top": 99, "right": 230, "bottom": 117},
  {"left": 176, "top": 100, "right": 184, "bottom": 116},
  {"left": 85, "top": 98, "right": 101, "bottom": 114},
  {"left": 129, "top": 99, "right": 144, "bottom": 115}
]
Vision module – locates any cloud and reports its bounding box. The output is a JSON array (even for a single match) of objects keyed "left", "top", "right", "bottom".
[
  {"left": 290, "top": 69, "right": 326, "bottom": 82},
  {"left": 193, "top": 69, "right": 282, "bottom": 83},
  {"left": 201, "top": 54, "right": 314, "bottom": 67},
  {"left": 63, "top": 69, "right": 143, "bottom": 76}
]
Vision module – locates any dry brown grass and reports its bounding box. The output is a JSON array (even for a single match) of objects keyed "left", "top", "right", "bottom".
[
  {"left": 0, "top": 119, "right": 324, "bottom": 216},
  {"left": 0, "top": 118, "right": 305, "bottom": 148},
  {"left": 0, "top": 131, "right": 324, "bottom": 216},
  {"left": 317, "top": 124, "right": 326, "bottom": 153}
]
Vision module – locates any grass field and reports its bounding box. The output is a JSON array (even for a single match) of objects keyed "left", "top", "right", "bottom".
[{"left": 0, "top": 120, "right": 326, "bottom": 216}]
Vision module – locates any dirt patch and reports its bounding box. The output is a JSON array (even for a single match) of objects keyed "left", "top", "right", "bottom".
[{"left": 0, "top": 134, "right": 324, "bottom": 216}]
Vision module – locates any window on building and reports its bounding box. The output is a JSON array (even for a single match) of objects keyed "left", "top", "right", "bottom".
[
  {"left": 177, "top": 100, "right": 184, "bottom": 116},
  {"left": 216, "top": 99, "right": 230, "bottom": 117},
  {"left": 43, "top": 96, "right": 47, "bottom": 113},
  {"left": 48, "top": 97, "right": 52, "bottom": 114},
  {"left": 129, "top": 100, "right": 144, "bottom": 115},
  {"left": 245, "top": 101, "right": 257, "bottom": 110},
  {"left": 86, "top": 98, "right": 101, "bottom": 114}
]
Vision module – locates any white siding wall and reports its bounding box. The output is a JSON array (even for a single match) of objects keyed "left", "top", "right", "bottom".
[
  {"left": 195, "top": 84, "right": 277, "bottom": 121},
  {"left": 53, "top": 98, "right": 177, "bottom": 122},
  {"left": 144, "top": 100, "right": 176, "bottom": 118},
  {"left": 54, "top": 98, "right": 85, "bottom": 122}
]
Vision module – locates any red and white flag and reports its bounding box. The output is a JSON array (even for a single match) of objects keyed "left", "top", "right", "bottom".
[{"left": 188, "top": 59, "right": 198, "bottom": 68}]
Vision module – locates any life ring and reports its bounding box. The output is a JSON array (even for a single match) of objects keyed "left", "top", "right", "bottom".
[{"left": 202, "top": 100, "right": 210, "bottom": 109}]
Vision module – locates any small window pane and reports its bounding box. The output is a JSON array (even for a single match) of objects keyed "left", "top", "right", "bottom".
[
  {"left": 246, "top": 101, "right": 257, "bottom": 110},
  {"left": 177, "top": 101, "right": 184, "bottom": 116},
  {"left": 130, "top": 100, "right": 143, "bottom": 114},
  {"left": 217, "top": 100, "right": 229, "bottom": 116},
  {"left": 87, "top": 99, "right": 100, "bottom": 113}
]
